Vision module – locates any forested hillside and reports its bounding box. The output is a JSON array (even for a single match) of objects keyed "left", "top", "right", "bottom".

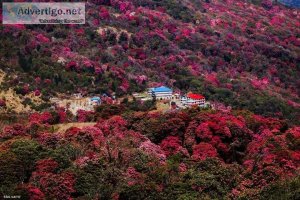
[
  {"left": 0, "top": 0, "right": 299, "bottom": 199},
  {"left": 1, "top": 105, "right": 300, "bottom": 199},
  {"left": 0, "top": 0, "right": 300, "bottom": 122}
]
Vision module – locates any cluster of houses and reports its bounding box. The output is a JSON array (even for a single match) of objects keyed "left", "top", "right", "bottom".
[
  {"left": 146, "top": 86, "right": 209, "bottom": 109},
  {"left": 51, "top": 86, "right": 209, "bottom": 115},
  {"left": 50, "top": 94, "right": 102, "bottom": 115},
  {"left": 72, "top": 93, "right": 102, "bottom": 106}
]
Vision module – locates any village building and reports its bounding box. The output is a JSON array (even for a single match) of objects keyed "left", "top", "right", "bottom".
[
  {"left": 50, "top": 95, "right": 99, "bottom": 115},
  {"left": 132, "top": 92, "right": 152, "bottom": 101},
  {"left": 89, "top": 96, "right": 101, "bottom": 106},
  {"left": 181, "top": 92, "right": 206, "bottom": 107},
  {"left": 173, "top": 92, "right": 180, "bottom": 99},
  {"left": 149, "top": 86, "right": 173, "bottom": 100},
  {"left": 147, "top": 88, "right": 154, "bottom": 96},
  {"left": 73, "top": 93, "right": 83, "bottom": 99}
]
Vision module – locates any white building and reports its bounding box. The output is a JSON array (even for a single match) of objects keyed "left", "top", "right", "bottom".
[
  {"left": 181, "top": 93, "right": 206, "bottom": 107},
  {"left": 148, "top": 86, "right": 173, "bottom": 100}
]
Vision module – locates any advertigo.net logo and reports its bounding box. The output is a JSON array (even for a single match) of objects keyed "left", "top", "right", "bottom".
[{"left": 3, "top": 2, "right": 85, "bottom": 24}]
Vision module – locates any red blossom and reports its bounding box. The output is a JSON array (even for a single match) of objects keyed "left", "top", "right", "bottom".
[
  {"left": 64, "top": 127, "right": 81, "bottom": 139},
  {"left": 75, "top": 152, "right": 100, "bottom": 168},
  {"left": 205, "top": 73, "right": 219, "bottom": 86},
  {"left": 43, "top": 79, "right": 52, "bottom": 84},
  {"left": 34, "top": 89, "right": 41, "bottom": 96},
  {"left": 31, "top": 159, "right": 75, "bottom": 199},
  {"left": 160, "top": 136, "right": 189, "bottom": 157},
  {"left": 139, "top": 140, "right": 166, "bottom": 161},
  {"left": 120, "top": 79, "right": 130, "bottom": 92},
  {"left": 37, "top": 132, "right": 63, "bottom": 148},
  {"left": 29, "top": 112, "right": 53, "bottom": 124},
  {"left": 1, "top": 123, "right": 27, "bottom": 138},
  {"left": 99, "top": 6, "right": 110, "bottom": 19},
  {"left": 178, "top": 163, "right": 187, "bottom": 172},
  {"left": 35, "top": 158, "right": 58, "bottom": 173},
  {"left": 192, "top": 142, "right": 218, "bottom": 161},
  {"left": 124, "top": 167, "right": 144, "bottom": 186},
  {"left": 23, "top": 185, "right": 45, "bottom": 200},
  {"left": 34, "top": 77, "right": 41, "bottom": 84},
  {"left": 0, "top": 99, "right": 6, "bottom": 107},
  {"left": 36, "top": 34, "right": 50, "bottom": 43},
  {"left": 66, "top": 61, "right": 78, "bottom": 70},
  {"left": 30, "top": 170, "right": 75, "bottom": 200},
  {"left": 77, "top": 109, "right": 94, "bottom": 122},
  {"left": 96, "top": 115, "right": 127, "bottom": 136}
]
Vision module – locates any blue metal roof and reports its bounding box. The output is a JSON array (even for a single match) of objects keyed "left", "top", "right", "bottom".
[
  {"left": 151, "top": 86, "right": 172, "bottom": 93},
  {"left": 91, "top": 97, "right": 101, "bottom": 101},
  {"left": 278, "top": 0, "right": 300, "bottom": 8}
]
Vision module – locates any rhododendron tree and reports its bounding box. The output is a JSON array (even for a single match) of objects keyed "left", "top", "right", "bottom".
[
  {"left": 1, "top": 123, "right": 27, "bottom": 138},
  {"left": 34, "top": 159, "right": 58, "bottom": 173},
  {"left": 77, "top": 109, "right": 95, "bottom": 122},
  {"left": 243, "top": 127, "right": 300, "bottom": 188},
  {"left": 185, "top": 113, "right": 252, "bottom": 163},
  {"left": 74, "top": 151, "right": 100, "bottom": 168},
  {"left": 37, "top": 132, "right": 63, "bottom": 148},
  {"left": 124, "top": 167, "right": 144, "bottom": 186},
  {"left": 139, "top": 140, "right": 166, "bottom": 161},
  {"left": 30, "top": 159, "right": 75, "bottom": 200},
  {"left": 285, "top": 126, "right": 300, "bottom": 150},
  {"left": 21, "top": 185, "right": 46, "bottom": 200},
  {"left": 160, "top": 136, "right": 189, "bottom": 157},
  {"left": 57, "top": 107, "right": 68, "bottom": 123},
  {"left": 205, "top": 73, "right": 219, "bottom": 86},
  {"left": 192, "top": 142, "right": 218, "bottom": 161},
  {"left": 1, "top": 108, "right": 300, "bottom": 199},
  {"left": 96, "top": 115, "right": 127, "bottom": 132},
  {"left": 66, "top": 60, "right": 78, "bottom": 71},
  {"left": 64, "top": 126, "right": 104, "bottom": 151},
  {"left": 36, "top": 34, "right": 50, "bottom": 43},
  {"left": 99, "top": 6, "right": 110, "bottom": 19},
  {"left": 29, "top": 112, "right": 53, "bottom": 124}
]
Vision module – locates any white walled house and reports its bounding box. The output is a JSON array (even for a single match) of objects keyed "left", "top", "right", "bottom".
[{"left": 181, "top": 93, "right": 206, "bottom": 107}]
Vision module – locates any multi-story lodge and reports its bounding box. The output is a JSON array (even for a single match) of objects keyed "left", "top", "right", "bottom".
[
  {"left": 181, "top": 92, "right": 206, "bottom": 107},
  {"left": 148, "top": 86, "right": 173, "bottom": 100}
]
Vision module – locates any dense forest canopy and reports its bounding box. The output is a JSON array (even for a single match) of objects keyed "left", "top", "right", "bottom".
[
  {"left": 0, "top": 0, "right": 300, "bottom": 123},
  {"left": 0, "top": 0, "right": 299, "bottom": 199}
]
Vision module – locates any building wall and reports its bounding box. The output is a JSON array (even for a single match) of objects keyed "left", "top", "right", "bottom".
[
  {"left": 153, "top": 91, "right": 173, "bottom": 100},
  {"left": 182, "top": 98, "right": 206, "bottom": 106}
]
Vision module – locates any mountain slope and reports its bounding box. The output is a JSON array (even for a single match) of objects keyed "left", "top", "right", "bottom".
[{"left": 0, "top": 0, "right": 299, "bottom": 123}]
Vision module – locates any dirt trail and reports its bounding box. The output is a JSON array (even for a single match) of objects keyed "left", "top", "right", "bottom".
[{"left": 53, "top": 122, "right": 97, "bottom": 133}]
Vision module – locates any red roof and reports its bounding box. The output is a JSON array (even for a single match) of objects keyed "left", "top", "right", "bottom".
[{"left": 187, "top": 93, "right": 205, "bottom": 100}]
